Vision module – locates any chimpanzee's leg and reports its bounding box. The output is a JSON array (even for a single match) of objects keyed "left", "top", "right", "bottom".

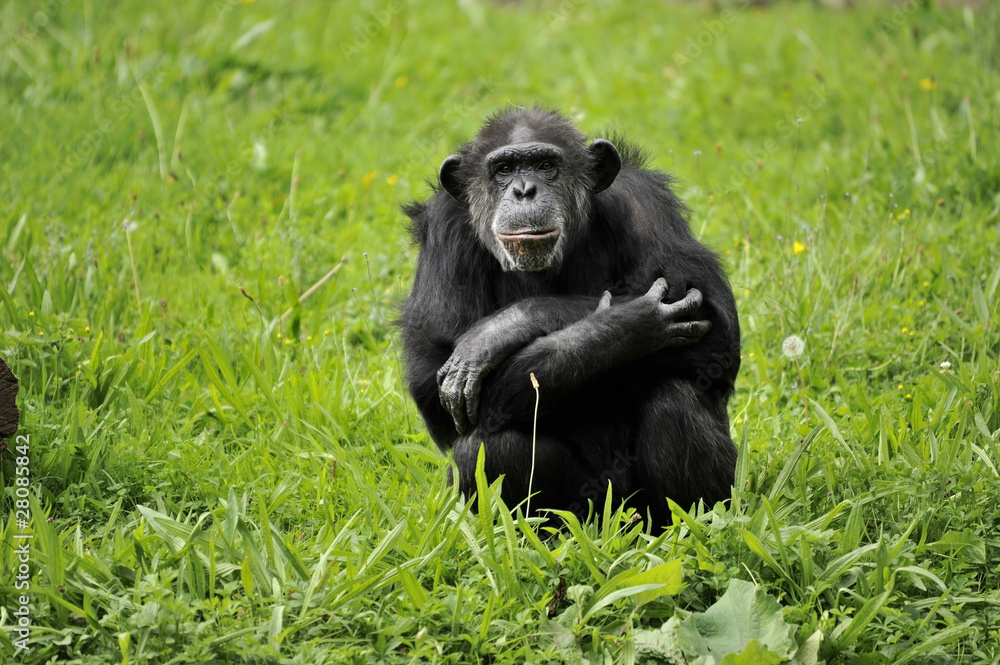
[
  {"left": 631, "top": 379, "right": 737, "bottom": 526},
  {"left": 451, "top": 429, "right": 624, "bottom": 522}
]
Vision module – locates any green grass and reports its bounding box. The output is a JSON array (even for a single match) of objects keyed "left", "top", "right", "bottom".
[{"left": 1, "top": 0, "right": 999, "bottom": 662}]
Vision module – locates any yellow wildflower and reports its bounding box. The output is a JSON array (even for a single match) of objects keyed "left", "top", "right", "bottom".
[
  {"left": 919, "top": 78, "right": 937, "bottom": 91},
  {"left": 793, "top": 241, "right": 806, "bottom": 255},
  {"left": 387, "top": 174, "right": 399, "bottom": 186},
  {"left": 362, "top": 171, "right": 378, "bottom": 188}
]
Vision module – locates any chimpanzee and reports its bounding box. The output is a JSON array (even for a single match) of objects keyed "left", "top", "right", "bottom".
[{"left": 399, "top": 107, "right": 740, "bottom": 528}]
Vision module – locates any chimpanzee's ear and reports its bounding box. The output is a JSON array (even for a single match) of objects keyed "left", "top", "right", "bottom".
[
  {"left": 439, "top": 155, "right": 464, "bottom": 200},
  {"left": 588, "top": 139, "right": 621, "bottom": 194}
]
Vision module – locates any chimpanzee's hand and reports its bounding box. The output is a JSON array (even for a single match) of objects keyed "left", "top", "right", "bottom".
[
  {"left": 437, "top": 330, "right": 510, "bottom": 435},
  {"left": 599, "top": 278, "right": 711, "bottom": 353},
  {"left": 436, "top": 295, "right": 602, "bottom": 435}
]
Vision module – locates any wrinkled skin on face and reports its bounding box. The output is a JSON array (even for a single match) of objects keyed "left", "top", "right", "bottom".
[
  {"left": 488, "top": 141, "right": 564, "bottom": 271},
  {"left": 438, "top": 123, "right": 620, "bottom": 272}
]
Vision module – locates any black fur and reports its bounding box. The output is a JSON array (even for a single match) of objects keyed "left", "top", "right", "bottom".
[{"left": 399, "top": 107, "right": 740, "bottom": 528}]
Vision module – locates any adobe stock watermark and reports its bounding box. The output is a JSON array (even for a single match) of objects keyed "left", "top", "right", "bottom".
[
  {"left": 691, "top": 347, "right": 740, "bottom": 393},
  {"left": 400, "top": 77, "right": 500, "bottom": 177},
  {"left": 671, "top": 0, "right": 751, "bottom": 71},
  {"left": 544, "top": 0, "right": 587, "bottom": 30},
  {"left": 48, "top": 64, "right": 167, "bottom": 186},
  {"left": 1, "top": 0, "right": 70, "bottom": 51},
  {"left": 9, "top": 434, "right": 34, "bottom": 653},
  {"left": 340, "top": 1, "right": 404, "bottom": 63},
  {"left": 213, "top": 0, "right": 248, "bottom": 20},
  {"left": 877, "top": 0, "right": 920, "bottom": 36}
]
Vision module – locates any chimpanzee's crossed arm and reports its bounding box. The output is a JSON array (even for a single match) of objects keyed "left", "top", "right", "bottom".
[{"left": 437, "top": 279, "right": 710, "bottom": 434}]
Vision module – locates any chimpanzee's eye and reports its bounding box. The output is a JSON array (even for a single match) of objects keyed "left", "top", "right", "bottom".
[
  {"left": 540, "top": 161, "right": 554, "bottom": 171},
  {"left": 497, "top": 163, "right": 513, "bottom": 175}
]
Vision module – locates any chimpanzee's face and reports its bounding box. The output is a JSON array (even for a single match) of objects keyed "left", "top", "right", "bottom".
[
  {"left": 437, "top": 119, "right": 621, "bottom": 273},
  {"left": 485, "top": 141, "right": 566, "bottom": 271}
]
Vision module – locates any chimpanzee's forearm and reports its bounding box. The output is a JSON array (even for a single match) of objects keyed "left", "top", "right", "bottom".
[
  {"left": 475, "top": 307, "right": 645, "bottom": 432},
  {"left": 435, "top": 295, "right": 603, "bottom": 434},
  {"left": 410, "top": 295, "right": 599, "bottom": 445},
  {"left": 455, "top": 295, "right": 600, "bottom": 362}
]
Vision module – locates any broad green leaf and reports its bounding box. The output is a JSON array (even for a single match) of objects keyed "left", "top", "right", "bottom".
[
  {"left": 627, "top": 559, "right": 684, "bottom": 607},
  {"left": 583, "top": 584, "right": 665, "bottom": 622},
  {"left": 241, "top": 557, "right": 254, "bottom": 599},
  {"left": 790, "top": 629, "right": 823, "bottom": 665},
  {"left": 633, "top": 579, "right": 798, "bottom": 663},
  {"left": 927, "top": 531, "right": 986, "bottom": 563},
  {"left": 673, "top": 579, "right": 797, "bottom": 660},
  {"left": 719, "top": 639, "right": 783, "bottom": 665},
  {"left": 632, "top": 618, "right": 686, "bottom": 664},
  {"left": 596, "top": 559, "right": 684, "bottom": 610},
  {"left": 268, "top": 605, "right": 285, "bottom": 647}
]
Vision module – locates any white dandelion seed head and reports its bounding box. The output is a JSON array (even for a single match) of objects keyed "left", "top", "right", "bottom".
[{"left": 782, "top": 334, "right": 806, "bottom": 359}]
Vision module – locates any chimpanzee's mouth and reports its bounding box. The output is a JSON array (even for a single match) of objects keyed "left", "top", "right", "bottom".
[
  {"left": 496, "top": 229, "right": 562, "bottom": 271},
  {"left": 497, "top": 229, "right": 559, "bottom": 252},
  {"left": 497, "top": 229, "right": 560, "bottom": 243}
]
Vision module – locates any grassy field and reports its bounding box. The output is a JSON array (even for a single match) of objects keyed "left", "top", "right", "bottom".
[{"left": 1, "top": 0, "right": 999, "bottom": 662}]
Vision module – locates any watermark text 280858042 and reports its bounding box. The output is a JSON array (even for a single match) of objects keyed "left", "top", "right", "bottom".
[{"left": 11, "top": 434, "right": 34, "bottom": 653}]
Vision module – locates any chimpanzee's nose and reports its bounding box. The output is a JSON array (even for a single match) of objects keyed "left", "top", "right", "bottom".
[{"left": 512, "top": 179, "right": 536, "bottom": 201}]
